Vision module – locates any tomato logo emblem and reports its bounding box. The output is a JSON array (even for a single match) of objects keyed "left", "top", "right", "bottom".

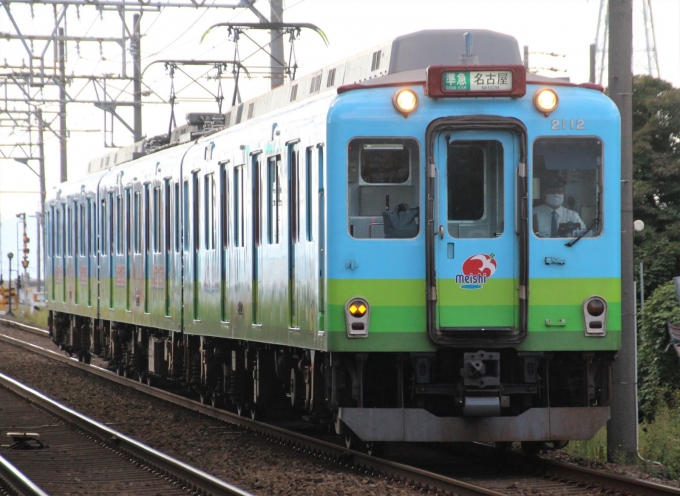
[{"left": 456, "top": 253, "right": 497, "bottom": 290}]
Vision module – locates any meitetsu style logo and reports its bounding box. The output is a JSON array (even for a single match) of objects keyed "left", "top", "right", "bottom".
[{"left": 456, "top": 253, "right": 497, "bottom": 290}]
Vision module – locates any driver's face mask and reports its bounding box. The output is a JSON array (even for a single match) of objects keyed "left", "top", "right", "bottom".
[{"left": 545, "top": 193, "right": 564, "bottom": 208}]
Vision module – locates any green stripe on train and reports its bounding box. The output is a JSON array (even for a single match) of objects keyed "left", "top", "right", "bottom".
[{"left": 327, "top": 277, "right": 621, "bottom": 352}]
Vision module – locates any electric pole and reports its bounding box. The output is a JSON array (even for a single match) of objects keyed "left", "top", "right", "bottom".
[{"left": 607, "top": 0, "right": 638, "bottom": 465}]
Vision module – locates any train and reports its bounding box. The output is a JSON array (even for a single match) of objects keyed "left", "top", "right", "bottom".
[{"left": 46, "top": 29, "right": 621, "bottom": 451}]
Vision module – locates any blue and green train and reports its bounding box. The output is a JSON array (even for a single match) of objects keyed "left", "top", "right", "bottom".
[{"left": 46, "top": 29, "right": 620, "bottom": 446}]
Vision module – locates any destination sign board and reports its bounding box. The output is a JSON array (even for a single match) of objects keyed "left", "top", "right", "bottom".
[
  {"left": 443, "top": 70, "right": 513, "bottom": 92},
  {"left": 425, "top": 65, "right": 526, "bottom": 98}
]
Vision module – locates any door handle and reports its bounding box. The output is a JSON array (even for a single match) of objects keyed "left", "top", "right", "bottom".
[{"left": 435, "top": 225, "right": 444, "bottom": 239}]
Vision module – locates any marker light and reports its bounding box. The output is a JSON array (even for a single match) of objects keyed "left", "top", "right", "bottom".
[
  {"left": 349, "top": 301, "right": 368, "bottom": 317},
  {"left": 393, "top": 88, "right": 418, "bottom": 117},
  {"left": 533, "top": 88, "right": 559, "bottom": 116},
  {"left": 345, "top": 297, "right": 370, "bottom": 338},
  {"left": 583, "top": 296, "right": 608, "bottom": 336}
]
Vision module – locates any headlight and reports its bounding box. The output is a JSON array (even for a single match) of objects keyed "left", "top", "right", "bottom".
[
  {"left": 345, "top": 297, "right": 370, "bottom": 338},
  {"left": 393, "top": 88, "right": 418, "bottom": 117},
  {"left": 583, "top": 296, "right": 607, "bottom": 336},
  {"left": 533, "top": 88, "right": 559, "bottom": 116}
]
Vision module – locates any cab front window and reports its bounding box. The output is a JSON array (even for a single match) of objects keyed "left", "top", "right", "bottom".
[
  {"left": 347, "top": 138, "right": 420, "bottom": 239},
  {"left": 532, "top": 137, "right": 603, "bottom": 239}
]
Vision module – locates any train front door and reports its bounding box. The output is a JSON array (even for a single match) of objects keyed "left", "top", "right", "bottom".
[{"left": 428, "top": 124, "right": 527, "bottom": 345}]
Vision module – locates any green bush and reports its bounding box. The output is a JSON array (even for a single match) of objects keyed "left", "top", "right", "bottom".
[{"left": 638, "top": 281, "right": 680, "bottom": 422}]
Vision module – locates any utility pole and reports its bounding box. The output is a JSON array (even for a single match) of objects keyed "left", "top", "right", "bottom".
[
  {"left": 58, "top": 27, "right": 68, "bottom": 183},
  {"left": 607, "top": 0, "right": 637, "bottom": 465},
  {"left": 37, "top": 108, "right": 46, "bottom": 294},
  {"left": 269, "top": 0, "right": 285, "bottom": 89},
  {"left": 132, "top": 13, "right": 143, "bottom": 141},
  {"left": 590, "top": 43, "right": 597, "bottom": 84}
]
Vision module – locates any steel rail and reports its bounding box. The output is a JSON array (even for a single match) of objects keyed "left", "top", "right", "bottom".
[
  {"left": 0, "top": 370, "right": 252, "bottom": 496},
  {"left": 0, "top": 318, "right": 48, "bottom": 337},
  {"left": 0, "top": 454, "right": 49, "bottom": 496},
  {"left": 3, "top": 325, "right": 680, "bottom": 495},
  {"left": 462, "top": 441, "right": 680, "bottom": 496}
]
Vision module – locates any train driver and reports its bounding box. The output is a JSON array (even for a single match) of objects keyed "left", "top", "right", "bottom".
[{"left": 533, "top": 175, "right": 585, "bottom": 238}]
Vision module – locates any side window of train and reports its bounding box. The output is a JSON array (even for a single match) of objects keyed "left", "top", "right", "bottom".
[
  {"left": 100, "top": 199, "right": 107, "bottom": 255},
  {"left": 144, "top": 185, "right": 151, "bottom": 254},
  {"left": 108, "top": 193, "right": 114, "bottom": 256},
  {"left": 204, "top": 173, "right": 215, "bottom": 250},
  {"left": 233, "top": 166, "right": 245, "bottom": 247},
  {"left": 154, "top": 186, "right": 162, "bottom": 253},
  {"left": 79, "top": 203, "right": 86, "bottom": 256},
  {"left": 192, "top": 172, "right": 200, "bottom": 252},
  {"left": 289, "top": 145, "right": 299, "bottom": 244},
  {"left": 532, "top": 137, "right": 603, "bottom": 239},
  {"left": 57, "top": 206, "right": 63, "bottom": 257},
  {"left": 88, "top": 199, "right": 94, "bottom": 256},
  {"left": 306, "top": 147, "right": 313, "bottom": 242},
  {"left": 175, "top": 182, "right": 181, "bottom": 253},
  {"left": 117, "top": 194, "right": 124, "bottom": 255},
  {"left": 267, "top": 155, "right": 282, "bottom": 244},
  {"left": 220, "top": 163, "right": 229, "bottom": 249},
  {"left": 134, "top": 191, "right": 142, "bottom": 254},
  {"left": 46, "top": 210, "right": 51, "bottom": 258},
  {"left": 447, "top": 140, "right": 504, "bottom": 239},
  {"left": 125, "top": 190, "right": 131, "bottom": 254},
  {"left": 347, "top": 138, "right": 420, "bottom": 239},
  {"left": 164, "top": 180, "right": 171, "bottom": 254},
  {"left": 67, "top": 205, "right": 73, "bottom": 256}
]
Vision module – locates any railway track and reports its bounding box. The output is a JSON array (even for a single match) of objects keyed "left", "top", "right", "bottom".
[
  {"left": 1, "top": 317, "right": 679, "bottom": 495},
  {"left": 0, "top": 370, "right": 251, "bottom": 495}
]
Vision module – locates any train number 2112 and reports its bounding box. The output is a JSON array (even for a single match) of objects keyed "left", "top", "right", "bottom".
[{"left": 551, "top": 119, "right": 585, "bottom": 130}]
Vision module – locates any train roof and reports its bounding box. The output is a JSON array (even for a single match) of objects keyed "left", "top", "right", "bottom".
[{"left": 88, "top": 29, "right": 589, "bottom": 174}]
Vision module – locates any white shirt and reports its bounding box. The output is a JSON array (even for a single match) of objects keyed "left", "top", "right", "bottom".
[{"left": 533, "top": 204, "right": 585, "bottom": 238}]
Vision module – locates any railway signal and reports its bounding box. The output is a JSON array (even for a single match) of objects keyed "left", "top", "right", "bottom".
[{"left": 16, "top": 213, "right": 29, "bottom": 271}]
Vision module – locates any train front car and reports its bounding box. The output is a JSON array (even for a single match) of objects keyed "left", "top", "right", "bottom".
[{"left": 329, "top": 30, "right": 620, "bottom": 446}]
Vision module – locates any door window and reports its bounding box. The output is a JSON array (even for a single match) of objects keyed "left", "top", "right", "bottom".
[{"left": 447, "top": 140, "right": 504, "bottom": 238}]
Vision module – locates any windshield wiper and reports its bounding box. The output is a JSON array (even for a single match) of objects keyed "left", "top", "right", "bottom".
[{"left": 565, "top": 218, "right": 600, "bottom": 247}]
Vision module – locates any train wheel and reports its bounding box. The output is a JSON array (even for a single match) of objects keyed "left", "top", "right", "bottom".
[
  {"left": 199, "top": 392, "right": 209, "bottom": 405},
  {"left": 236, "top": 403, "right": 244, "bottom": 417},
  {"left": 146, "top": 375, "right": 154, "bottom": 387},
  {"left": 211, "top": 392, "right": 220, "bottom": 409},
  {"left": 250, "top": 406, "right": 260, "bottom": 421}
]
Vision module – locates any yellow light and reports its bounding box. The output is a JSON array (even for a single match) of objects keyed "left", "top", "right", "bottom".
[
  {"left": 348, "top": 300, "right": 369, "bottom": 317},
  {"left": 393, "top": 89, "right": 418, "bottom": 117},
  {"left": 533, "top": 88, "right": 559, "bottom": 116}
]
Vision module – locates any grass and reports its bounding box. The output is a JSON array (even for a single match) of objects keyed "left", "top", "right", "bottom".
[
  {"left": 5, "top": 303, "right": 49, "bottom": 328},
  {"left": 566, "top": 402, "right": 680, "bottom": 480},
  {"left": 566, "top": 426, "right": 608, "bottom": 462}
]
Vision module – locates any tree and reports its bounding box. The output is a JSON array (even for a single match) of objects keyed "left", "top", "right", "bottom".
[
  {"left": 637, "top": 281, "right": 680, "bottom": 421},
  {"left": 632, "top": 76, "right": 680, "bottom": 296}
]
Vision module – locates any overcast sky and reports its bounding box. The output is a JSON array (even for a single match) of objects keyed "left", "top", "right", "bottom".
[{"left": 1, "top": 0, "right": 679, "bottom": 281}]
